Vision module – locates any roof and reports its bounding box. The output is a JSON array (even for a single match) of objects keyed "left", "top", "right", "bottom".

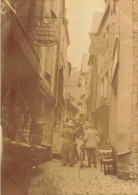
[
  {"left": 81, "top": 53, "right": 90, "bottom": 73},
  {"left": 90, "top": 12, "right": 104, "bottom": 33}
]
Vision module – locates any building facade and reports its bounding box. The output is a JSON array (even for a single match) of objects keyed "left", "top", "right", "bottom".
[
  {"left": 88, "top": 8, "right": 111, "bottom": 143},
  {"left": 66, "top": 69, "right": 83, "bottom": 118},
  {"left": 2, "top": 0, "right": 70, "bottom": 149},
  {"left": 52, "top": 17, "right": 70, "bottom": 155},
  {"left": 1, "top": 0, "right": 40, "bottom": 145},
  {"left": 78, "top": 53, "right": 90, "bottom": 122},
  {"left": 1, "top": 0, "right": 70, "bottom": 192},
  {"left": 88, "top": 0, "right": 138, "bottom": 177}
]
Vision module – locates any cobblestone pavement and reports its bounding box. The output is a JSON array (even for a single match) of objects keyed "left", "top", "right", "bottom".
[{"left": 28, "top": 159, "right": 138, "bottom": 195}]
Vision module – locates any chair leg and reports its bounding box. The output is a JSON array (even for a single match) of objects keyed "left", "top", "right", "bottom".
[
  {"left": 108, "top": 164, "right": 110, "bottom": 172},
  {"left": 104, "top": 164, "right": 106, "bottom": 175}
]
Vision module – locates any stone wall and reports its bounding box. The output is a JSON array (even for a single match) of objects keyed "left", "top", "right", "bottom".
[
  {"left": 131, "top": 0, "right": 138, "bottom": 177},
  {"left": 113, "top": 0, "right": 132, "bottom": 153}
]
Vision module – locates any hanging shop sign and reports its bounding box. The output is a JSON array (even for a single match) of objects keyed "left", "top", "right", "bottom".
[{"left": 28, "top": 19, "right": 58, "bottom": 46}]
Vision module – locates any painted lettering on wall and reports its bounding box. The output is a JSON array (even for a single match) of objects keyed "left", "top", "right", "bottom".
[{"left": 28, "top": 19, "right": 58, "bottom": 46}]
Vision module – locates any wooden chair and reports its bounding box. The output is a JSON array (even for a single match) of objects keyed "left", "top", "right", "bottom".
[{"left": 98, "top": 150, "right": 114, "bottom": 175}]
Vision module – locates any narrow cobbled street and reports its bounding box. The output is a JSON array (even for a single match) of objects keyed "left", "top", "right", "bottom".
[
  {"left": 2, "top": 1, "right": 138, "bottom": 195},
  {"left": 29, "top": 159, "right": 138, "bottom": 195}
]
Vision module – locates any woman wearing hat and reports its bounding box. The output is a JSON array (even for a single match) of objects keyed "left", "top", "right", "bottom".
[{"left": 61, "top": 119, "right": 77, "bottom": 166}]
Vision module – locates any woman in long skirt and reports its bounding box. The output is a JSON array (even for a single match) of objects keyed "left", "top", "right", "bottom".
[{"left": 61, "top": 121, "right": 76, "bottom": 166}]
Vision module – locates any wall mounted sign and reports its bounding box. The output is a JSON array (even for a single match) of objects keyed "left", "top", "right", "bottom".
[{"left": 28, "top": 19, "right": 58, "bottom": 47}]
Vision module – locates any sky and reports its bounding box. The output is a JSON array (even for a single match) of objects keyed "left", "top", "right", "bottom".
[{"left": 65, "top": 0, "right": 105, "bottom": 70}]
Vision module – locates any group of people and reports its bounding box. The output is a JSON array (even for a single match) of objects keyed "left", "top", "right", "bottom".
[{"left": 61, "top": 119, "right": 99, "bottom": 168}]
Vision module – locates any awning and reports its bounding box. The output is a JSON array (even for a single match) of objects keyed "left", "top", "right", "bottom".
[
  {"left": 38, "top": 80, "right": 55, "bottom": 105},
  {"left": 92, "top": 102, "right": 110, "bottom": 120},
  {"left": 67, "top": 100, "right": 78, "bottom": 114}
]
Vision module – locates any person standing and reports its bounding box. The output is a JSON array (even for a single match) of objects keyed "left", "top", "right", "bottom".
[
  {"left": 83, "top": 125, "right": 99, "bottom": 168},
  {"left": 73, "top": 122, "right": 84, "bottom": 162},
  {"left": 61, "top": 119, "right": 76, "bottom": 167}
]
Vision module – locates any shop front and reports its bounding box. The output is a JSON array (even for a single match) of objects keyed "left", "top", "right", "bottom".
[
  {"left": 33, "top": 81, "right": 56, "bottom": 160},
  {"left": 1, "top": 13, "right": 40, "bottom": 194}
]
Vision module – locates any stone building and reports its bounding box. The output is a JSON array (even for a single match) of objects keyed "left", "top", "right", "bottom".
[
  {"left": 27, "top": 0, "right": 69, "bottom": 148},
  {"left": 88, "top": 0, "right": 138, "bottom": 177},
  {"left": 78, "top": 53, "right": 90, "bottom": 122},
  {"left": 52, "top": 25, "right": 70, "bottom": 155},
  {"left": 1, "top": 0, "right": 70, "bottom": 192},
  {"left": 131, "top": 0, "right": 138, "bottom": 176},
  {"left": 88, "top": 10, "right": 109, "bottom": 143},
  {"left": 1, "top": 0, "right": 70, "bottom": 149},
  {"left": 66, "top": 69, "right": 83, "bottom": 118}
]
